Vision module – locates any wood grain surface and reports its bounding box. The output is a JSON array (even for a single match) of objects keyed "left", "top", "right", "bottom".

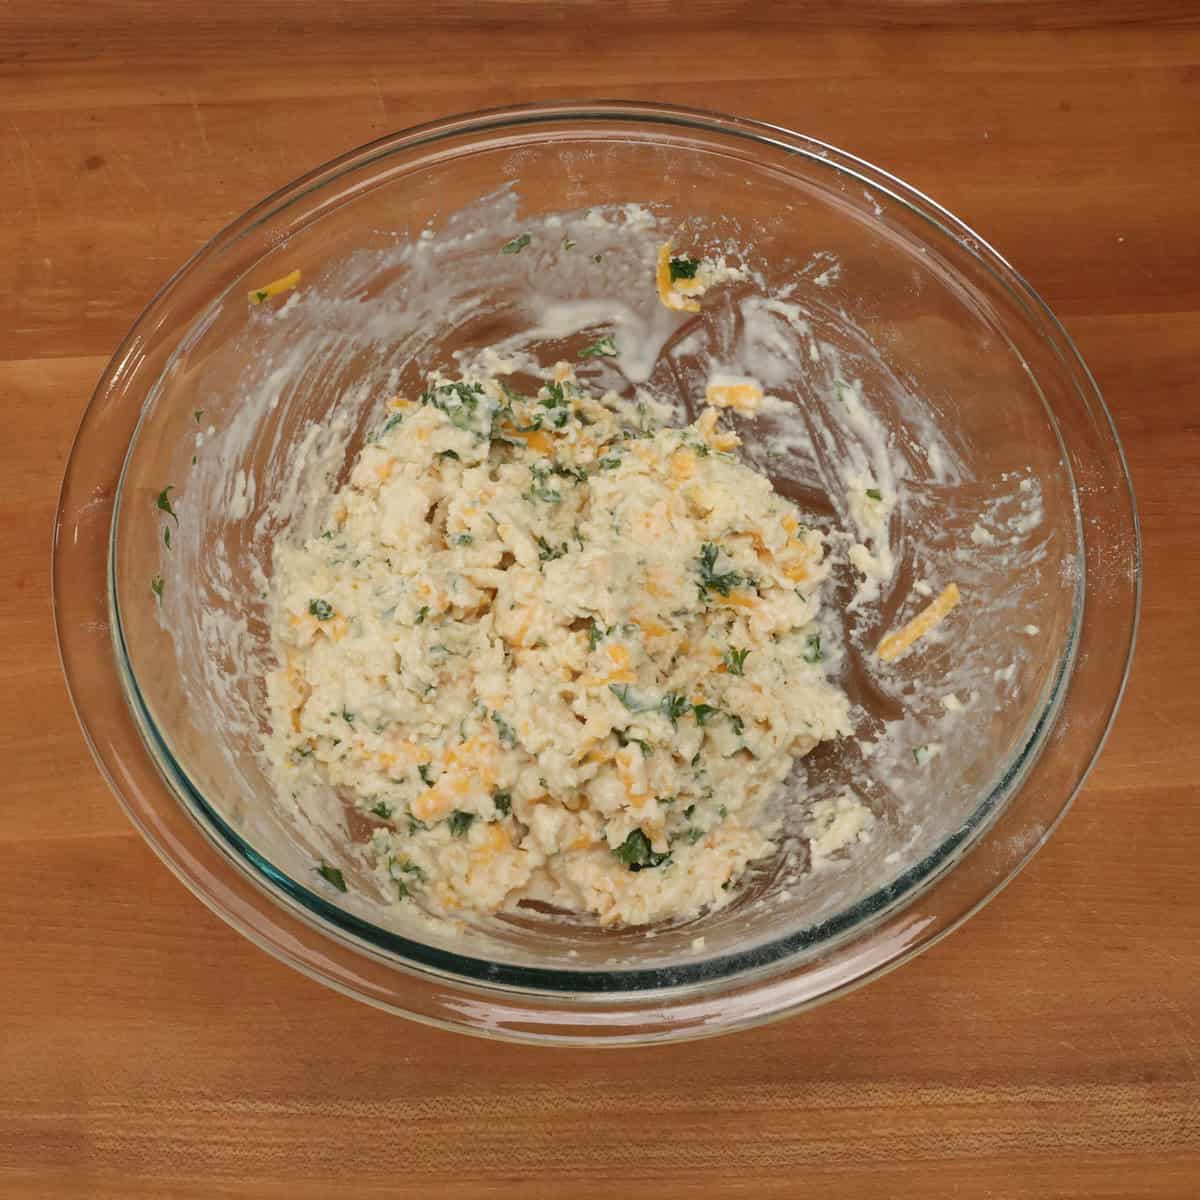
[{"left": 3, "top": 3, "right": 1198, "bottom": 1196}]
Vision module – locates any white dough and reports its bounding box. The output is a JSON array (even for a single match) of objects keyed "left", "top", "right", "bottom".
[{"left": 267, "top": 364, "right": 853, "bottom": 925}]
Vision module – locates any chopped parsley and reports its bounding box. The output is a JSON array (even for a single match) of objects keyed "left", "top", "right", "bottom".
[
  {"left": 439, "top": 449, "right": 460, "bottom": 460},
  {"left": 377, "top": 411, "right": 404, "bottom": 438},
  {"left": 616, "top": 729, "right": 653, "bottom": 756},
  {"left": 609, "top": 683, "right": 648, "bottom": 712},
  {"left": 316, "top": 861, "right": 347, "bottom": 892},
  {"left": 697, "top": 542, "right": 743, "bottom": 600},
  {"left": 492, "top": 710, "right": 517, "bottom": 747},
  {"left": 803, "top": 634, "right": 823, "bottom": 664},
  {"left": 729, "top": 713, "right": 745, "bottom": 737},
  {"left": 913, "top": 745, "right": 933, "bottom": 767},
  {"left": 562, "top": 237, "right": 576, "bottom": 251},
  {"left": 193, "top": 409, "right": 204, "bottom": 423},
  {"left": 162, "top": 526, "right": 171, "bottom": 550},
  {"left": 370, "top": 801, "right": 393, "bottom": 819},
  {"left": 540, "top": 381, "right": 568, "bottom": 410},
  {"left": 501, "top": 233, "right": 532, "bottom": 255},
  {"left": 612, "top": 829, "right": 671, "bottom": 872},
  {"left": 150, "top": 575, "right": 164, "bottom": 602},
  {"left": 724, "top": 647, "right": 749, "bottom": 675},
  {"left": 660, "top": 692, "right": 691, "bottom": 727},
  {"left": 579, "top": 334, "right": 618, "bottom": 360},
  {"left": 447, "top": 810, "right": 476, "bottom": 838},
  {"left": 415, "top": 605, "right": 429, "bottom": 625},
  {"left": 308, "top": 598, "right": 334, "bottom": 621},
  {"left": 525, "top": 464, "right": 562, "bottom": 504},
  {"left": 692, "top": 703, "right": 719, "bottom": 727},
  {"left": 866, "top": 488, "right": 883, "bottom": 501},
  {"left": 421, "top": 380, "right": 485, "bottom": 431},
  {"left": 597, "top": 453, "right": 623, "bottom": 470},
  {"left": 668, "top": 256, "right": 701, "bottom": 281},
  {"left": 155, "top": 485, "right": 178, "bottom": 522},
  {"left": 452, "top": 533, "right": 474, "bottom": 546},
  {"left": 537, "top": 536, "right": 568, "bottom": 562},
  {"left": 550, "top": 462, "right": 587, "bottom": 483},
  {"left": 493, "top": 790, "right": 512, "bottom": 816},
  {"left": 417, "top": 763, "right": 434, "bottom": 787}
]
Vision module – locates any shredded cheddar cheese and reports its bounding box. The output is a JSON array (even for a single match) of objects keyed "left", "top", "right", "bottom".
[
  {"left": 248, "top": 268, "right": 301, "bottom": 305},
  {"left": 877, "top": 583, "right": 962, "bottom": 662}
]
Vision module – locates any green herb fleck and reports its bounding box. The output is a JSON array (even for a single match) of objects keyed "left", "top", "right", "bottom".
[
  {"left": 697, "top": 543, "right": 743, "bottom": 600},
  {"left": 668, "top": 256, "right": 701, "bottom": 282},
  {"left": 501, "top": 232, "right": 532, "bottom": 255},
  {"left": 150, "top": 575, "right": 164, "bottom": 602},
  {"left": 493, "top": 791, "right": 512, "bottom": 816},
  {"left": 660, "top": 692, "right": 691, "bottom": 727},
  {"left": 492, "top": 711, "right": 517, "bottom": 747},
  {"left": 418, "top": 763, "right": 434, "bottom": 787},
  {"left": 616, "top": 730, "right": 653, "bottom": 756},
  {"left": 550, "top": 462, "right": 587, "bottom": 483},
  {"left": 308, "top": 598, "right": 334, "bottom": 621},
  {"left": 155, "top": 485, "right": 178, "bottom": 522},
  {"left": 724, "top": 647, "right": 749, "bottom": 675},
  {"left": 563, "top": 237, "right": 576, "bottom": 251},
  {"left": 537, "top": 536, "right": 568, "bottom": 562},
  {"left": 439, "top": 449, "right": 460, "bottom": 460},
  {"left": 592, "top": 253, "right": 603, "bottom": 264},
  {"left": 370, "top": 801, "right": 393, "bottom": 819},
  {"left": 803, "top": 634, "right": 823, "bottom": 664},
  {"left": 729, "top": 713, "right": 745, "bottom": 737},
  {"left": 193, "top": 409, "right": 204, "bottom": 423},
  {"left": 448, "top": 810, "right": 476, "bottom": 838},
  {"left": 191, "top": 455, "right": 197, "bottom": 466},
  {"left": 692, "top": 703, "right": 719, "bottom": 727},
  {"left": 866, "top": 488, "right": 882, "bottom": 501},
  {"left": 525, "top": 464, "right": 563, "bottom": 504},
  {"left": 452, "top": 533, "right": 474, "bottom": 546},
  {"left": 609, "top": 683, "right": 648, "bottom": 712},
  {"left": 612, "top": 828, "right": 671, "bottom": 872},
  {"left": 340, "top": 708, "right": 355, "bottom": 724},
  {"left": 579, "top": 334, "right": 618, "bottom": 360},
  {"left": 376, "top": 412, "right": 404, "bottom": 438},
  {"left": 316, "top": 861, "right": 347, "bottom": 892},
  {"left": 415, "top": 605, "right": 429, "bottom": 625},
  {"left": 163, "top": 526, "right": 172, "bottom": 550},
  {"left": 541, "top": 381, "right": 568, "bottom": 409},
  {"left": 913, "top": 745, "right": 932, "bottom": 766}
]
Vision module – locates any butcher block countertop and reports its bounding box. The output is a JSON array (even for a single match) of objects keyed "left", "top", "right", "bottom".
[{"left": 2, "top": 3, "right": 1198, "bottom": 1196}]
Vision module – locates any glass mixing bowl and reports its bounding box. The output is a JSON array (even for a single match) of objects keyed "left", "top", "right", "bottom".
[{"left": 54, "top": 101, "right": 1139, "bottom": 1045}]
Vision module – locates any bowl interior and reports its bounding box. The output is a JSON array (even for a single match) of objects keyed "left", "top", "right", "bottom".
[{"left": 110, "top": 119, "right": 1081, "bottom": 991}]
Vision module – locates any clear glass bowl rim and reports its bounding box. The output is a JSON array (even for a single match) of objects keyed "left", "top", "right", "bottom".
[{"left": 54, "top": 99, "right": 1141, "bottom": 1044}]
